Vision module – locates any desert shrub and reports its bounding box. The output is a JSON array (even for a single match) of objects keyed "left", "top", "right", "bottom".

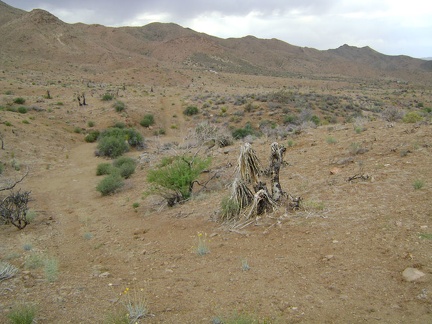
[
  {"left": 113, "top": 156, "right": 137, "bottom": 179},
  {"left": 13, "top": 97, "right": 25, "bottom": 104},
  {"left": 97, "top": 127, "right": 144, "bottom": 158},
  {"left": 97, "top": 136, "right": 129, "bottom": 158},
  {"left": 382, "top": 106, "right": 404, "bottom": 122},
  {"left": 85, "top": 130, "right": 100, "bottom": 143},
  {"left": 311, "top": 115, "right": 320, "bottom": 125},
  {"left": 413, "top": 179, "right": 424, "bottom": 190},
  {"left": 96, "top": 173, "right": 124, "bottom": 196},
  {"left": 0, "top": 162, "right": 3, "bottom": 174},
  {"left": 17, "top": 106, "right": 27, "bottom": 114},
  {"left": 147, "top": 155, "right": 211, "bottom": 205},
  {"left": 87, "top": 121, "right": 95, "bottom": 127},
  {"left": 220, "top": 196, "right": 240, "bottom": 221},
  {"left": 193, "top": 121, "right": 233, "bottom": 147},
  {"left": 283, "top": 114, "right": 298, "bottom": 125},
  {"left": 232, "top": 122, "right": 256, "bottom": 139},
  {"left": 96, "top": 163, "right": 112, "bottom": 176},
  {"left": 7, "top": 303, "right": 37, "bottom": 324},
  {"left": 0, "top": 190, "right": 32, "bottom": 229},
  {"left": 113, "top": 122, "right": 126, "bottom": 129},
  {"left": 140, "top": 114, "right": 155, "bottom": 127},
  {"left": 102, "top": 93, "right": 114, "bottom": 101},
  {"left": 183, "top": 105, "right": 199, "bottom": 116},
  {"left": 403, "top": 111, "right": 422, "bottom": 123},
  {"left": 113, "top": 100, "right": 125, "bottom": 112}
]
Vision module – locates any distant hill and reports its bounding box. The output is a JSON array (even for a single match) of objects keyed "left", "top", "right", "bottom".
[{"left": 0, "top": 1, "right": 430, "bottom": 82}]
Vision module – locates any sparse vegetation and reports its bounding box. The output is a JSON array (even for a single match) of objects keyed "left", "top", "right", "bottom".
[
  {"left": 102, "top": 93, "right": 114, "bottom": 101},
  {"left": 85, "top": 130, "right": 100, "bottom": 143},
  {"left": 196, "top": 232, "right": 210, "bottom": 255},
  {"left": 140, "top": 114, "right": 155, "bottom": 127},
  {"left": 44, "top": 257, "right": 59, "bottom": 282},
  {"left": 413, "top": 179, "right": 424, "bottom": 190},
  {"left": 7, "top": 304, "right": 37, "bottom": 324},
  {"left": 112, "top": 156, "right": 137, "bottom": 179},
  {"left": 183, "top": 105, "right": 199, "bottom": 116},
  {"left": 96, "top": 172, "right": 124, "bottom": 196},
  {"left": 13, "top": 97, "right": 25, "bottom": 104},
  {"left": 96, "top": 162, "right": 113, "bottom": 176},
  {"left": 113, "top": 100, "right": 125, "bottom": 112},
  {"left": 403, "top": 111, "right": 422, "bottom": 123},
  {"left": 96, "top": 127, "right": 144, "bottom": 158}
]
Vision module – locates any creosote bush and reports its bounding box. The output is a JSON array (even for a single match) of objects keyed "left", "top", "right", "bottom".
[
  {"left": 183, "top": 105, "right": 199, "bottom": 116},
  {"left": 403, "top": 111, "right": 422, "bottom": 123},
  {"left": 112, "top": 156, "right": 137, "bottom": 179},
  {"left": 85, "top": 130, "right": 100, "bottom": 143},
  {"left": 140, "top": 114, "right": 155, "bottom": 127},
  {"left": 102, "top": 93, "right": 114, "bottom": 101},
  {"left": 13, "top": 97, "right": 25, "bottom": 104},
  {"left": 96, "top": 172, "right": 124, "bottom": 196},
  {"left": 147, "top": 155, "right": 211, "bottom": 206},
  {"left": 96, "top": 127, "right": 144, "bottom": 158},
  {"left": 113, "top": 100, "right": 125, "bottom": 112}
]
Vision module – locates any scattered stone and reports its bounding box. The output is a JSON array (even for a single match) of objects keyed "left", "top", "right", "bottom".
[
  {"left": 323, "top": 255, "right": 334, "bottom": 261},
  {"left": 330, "top": 167, "right": 340, "bottom": 175},
  {"left": 402, "top": 268, "right": 425, "bottom": 282},
  {"left": 99, "top": 271, "right": 111, "bottom": 278}
]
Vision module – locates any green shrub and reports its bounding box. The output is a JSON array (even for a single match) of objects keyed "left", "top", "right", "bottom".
[
  {"left": 147, "top": 155, "right": 211, "bottom": 205},
  {"left": 87, "top": 121, "right": 95, "bottom": 127},
  {"left": 413, "top": 179, "right": 424, "bottom": 190},
  {"left": 17, "top": 106, "right": 27, "bottom": 114},
  {"left": 97, "top": 136, "right": 129, "bottom": 158},
  {"left": 73, "top": 127, "right": 82, "bottom": 134},
  {"left": 183, "top": 105, "right": 199, "bottom": 116},
  {"left": 13, "top": 97, "right": 25, "bottom": 104},
  {"left": 85, "top": 130, "right": 100, "bottom": 143},
  {"left": 403, "top": 111, "right": 422, "bottom": 123},
  {"left": 232, "top": 122, "right": 255, "bottom": 139},
  {"left": 283, "top": 114, "right": 298, "bottom": 124},
  {"left": 113, "top": 100, "right": 125, "bottom": 112},
  {"left": 97, "top": 127, "right": 144, "bottom": 158},
  {"left": 220, "top": 196, "right": 240, "bottom": 221},
  {"left": 96, "top": 163, "right": 113, "bottom": 176},
  {"left": 7, "top": 304, "right": 37, "bottom": 324},
  {"left": 0, "top": 162, "right": 3, "bottom": 174},
  {"left": 140, "top": 114, "right": 155, "bottom": 127},
  {"left": 113, "top": 156, "right": 137, "bottom": 179},
  {"left": 113, "top": 122, "right": 126, "bottom": 129},
  {"left": 96, "top": 173, "right": 124, "bottom": 196},
  {"left": 102, "top": 93, "right": 114, "bottom": 101}
]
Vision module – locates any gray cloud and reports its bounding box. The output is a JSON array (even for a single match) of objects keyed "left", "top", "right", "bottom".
[{"left": 5, "top": 0, "right": 432, "bottom": 58}]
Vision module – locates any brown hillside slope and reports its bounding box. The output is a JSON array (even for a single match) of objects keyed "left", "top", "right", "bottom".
[{"left": 0, "top": 2, "right": 431, "bottom": 83}]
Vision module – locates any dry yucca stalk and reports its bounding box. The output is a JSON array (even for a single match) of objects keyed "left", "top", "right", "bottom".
[
  {"left": 236, "top": 143, "right": 262, "bottom": 184},
  {"left": 231, "top": 178, "right": 254, "bottom": 211},
  {"left": 245, "top": 189, "right": 278, "bottom": 219}
]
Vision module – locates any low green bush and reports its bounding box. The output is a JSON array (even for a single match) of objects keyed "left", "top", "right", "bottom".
[
  {"left": 140, "top": 114, "right": 155, "bottom": 127},
  {"left": 113, "top": 100, "right": 125, "bottom": 112},
  {"left": 96, "top": 163, "right": 113, "bottom": 176},
  {"left": 17, "top": 106, "right": 27, "bottom": 114},
  {"left": 403, "top": 111, "right": 422, "bottom": 123},
  {"left": 13, "top": 97, "right": 25, "bottom": 104},
  {"left": 232, "top": 122, "right": 256, "bottom": 139},
  {"left": 183, "top": 105, "right": 199, "bottom": 116},
  {"left": 113, "top": 156, "right": 137, "bottom": 179},
  {"left": 102, "top": 93, "right": 114, "bottom": 101},
  {"left": 96, "top": 127, "right": 144, "bottom": 158},
  {"left": 96, "top": 173, "right": 124, "bottom": 196},
  {"left": 85, "top": 130, "right": 100, "bottom": 143}
]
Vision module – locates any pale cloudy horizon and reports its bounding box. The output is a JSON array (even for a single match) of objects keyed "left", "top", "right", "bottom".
[{"left": 4, "top": 0, "right": 432, "bottom": 58}]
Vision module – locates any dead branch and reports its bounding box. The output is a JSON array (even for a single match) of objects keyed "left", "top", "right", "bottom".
[{"left": 0, "top": 168, "right": 29, "bottom": 192}]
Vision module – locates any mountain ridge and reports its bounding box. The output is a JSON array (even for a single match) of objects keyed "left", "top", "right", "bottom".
[{"left": 0, "top": 1, "right": 430, "bottom": 82}]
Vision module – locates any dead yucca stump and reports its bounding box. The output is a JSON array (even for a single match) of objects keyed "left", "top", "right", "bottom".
[{"left": 220, "top": 142, "right": 299, "bottom": 224}]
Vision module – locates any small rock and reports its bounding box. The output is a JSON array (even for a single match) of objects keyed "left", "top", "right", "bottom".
[
  {"left": 323, "top": 255, "right": 334, "bottom": 261},
  {"left": 402, "top": 268, "right": 425, "bottom": 282},
  {"left": 330, "top": 167, "right": 340, "bottom": 175},
  {"left": 99, "top": 272, "right": 111, "bottom": 278}
]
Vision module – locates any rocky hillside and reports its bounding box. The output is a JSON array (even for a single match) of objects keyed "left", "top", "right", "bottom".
[{"left": 0, "top": 1, "right": 431, "bottom": 83}]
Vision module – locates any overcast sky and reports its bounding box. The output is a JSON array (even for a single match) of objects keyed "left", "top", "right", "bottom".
[{"left": 5, "top": 0, "right": 432, "bottom": 58}]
